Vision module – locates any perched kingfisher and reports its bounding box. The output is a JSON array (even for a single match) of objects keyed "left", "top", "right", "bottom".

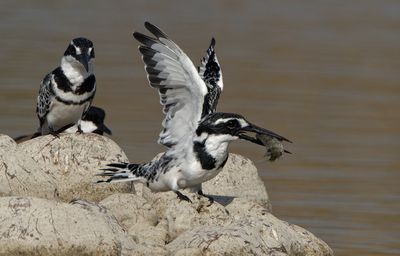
[
  {"left": 97, "top": 22, "right": 290, "bottom": 202},
  {"left": 64, "top": 106, "right": 112, "bottom": 135},
  {"left": 36, "top": 37, "right": 96, "bottom": 136}
]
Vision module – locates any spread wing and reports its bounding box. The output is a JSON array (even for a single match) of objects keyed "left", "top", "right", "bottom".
[
  {"left": 36, "top": 73, "right": 54, "bottom": 127},
  {"left": 133, "top": 22, "right": 208, "bottom": 148},
  {"left": 198, "top": 38, "right": 224, "bottom": 117}
]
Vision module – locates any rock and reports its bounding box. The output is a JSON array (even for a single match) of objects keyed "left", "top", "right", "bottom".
[
  {"left": 203, "top": 153, "right": 271, "bottom": 210},
  {"left": 0, "top": 196, "right": 137, "bottom": 256},
  {"left": 99, "top": 193, "right": 168, "bottom": 252},
  {"left": 0, "top": 135, "right": 57, "bottom": 199},
  {"left": 100, "top": 193, "right": 333, "bottom": 256},
  {"left": 17, "top": 133, "right": 132, "bottom": 202},
  {"left": 0, "top": 134, "right": 333, "bottom": 255},
  {"left": 167, "top": 214, "right": 333, "bottom": 256},
  {"left": 100, "top": 193, "right": 158, "bottom": 230}
]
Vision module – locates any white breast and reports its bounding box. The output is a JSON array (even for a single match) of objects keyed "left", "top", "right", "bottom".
[{"left": 46, "top": 100, "right": 89, "bottom": 131}]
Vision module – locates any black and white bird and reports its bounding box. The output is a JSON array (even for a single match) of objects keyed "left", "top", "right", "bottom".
[
  {"left": 97, "top": 22, "right": 290, "bottom": 202},
  {"left": 64, "top": 106, "right": 112, "bottom": 135},
  {"left": 36, "top": 37, "right": 96, "bottom": 136}
]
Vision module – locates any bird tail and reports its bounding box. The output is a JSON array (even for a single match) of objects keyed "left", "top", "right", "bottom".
[{"left": 96, "top": 162, "right": 144, "bottom": 183}]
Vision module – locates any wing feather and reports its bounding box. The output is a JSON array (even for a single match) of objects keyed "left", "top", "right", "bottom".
[
  {"left": 198, "top": 38, "right": 223, "bottom": 117},
  {"left": 36, "top": 74, "right": 54, "bottom": 126},
  {"left": 133, "top": 22, "right": 208, "bottom": 148}
]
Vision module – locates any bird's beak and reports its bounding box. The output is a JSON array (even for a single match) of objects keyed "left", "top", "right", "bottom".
[
  {"left": 101, "top": 123, "right": 112, "bottom": 135},
  {"left": 238, "top": 123, "right": 292, "bottom": 145},
  {"left": 76, "top": 54, "right": 90, "bottom": 72}
]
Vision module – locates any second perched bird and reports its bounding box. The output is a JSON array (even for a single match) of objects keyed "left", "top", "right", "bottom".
[
  {"left": 36, "top": 37, "right": 96, "bottom": 136},
  {"left": 97, "top": 22, "right": 290, "bottom": 202}
]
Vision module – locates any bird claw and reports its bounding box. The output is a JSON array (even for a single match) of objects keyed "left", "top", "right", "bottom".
[
  {"left": 198, "top": 190, "right": 214, "bottom": 206},
  {"left": 175, "top": 191, "right": 192, "bottom": 203},
  {"left": 76, "top": 125, "right": 83, "bottom": 134},
  {"left": 49, "top": 131, "right": 60, "bottom": 138}
]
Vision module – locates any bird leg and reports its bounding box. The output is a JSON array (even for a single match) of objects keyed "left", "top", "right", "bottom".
[
  {"left": 48, "top": 125, "right": 60, "bottom": 138},
  {"left": 77, "top": 125, "right": 83, "bottom": 134},
  {"left": 197, "top": 190, "right": 214, "bottom": 205},
  {"left": 175, "top": 191, "right": 192, "bottom": 203},
  {"left": 76, "top": 120, "right": 83, "bottom": 134}
]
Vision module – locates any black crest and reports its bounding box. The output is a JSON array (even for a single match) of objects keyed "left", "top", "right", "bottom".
[
  {"left": 64, "top": 37, "right": 94, "bottom": 57},
  {"left": 196, "top": 112, "right": 246, "bottom": 136}
]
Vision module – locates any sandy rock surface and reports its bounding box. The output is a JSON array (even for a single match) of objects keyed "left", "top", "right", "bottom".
[
  {"left": 0, "top": 133, "right": 333, "bottom": 255},
  {"left": 18, "top": 133, "right": 133, "bottom": 202},
  {"left": 0, "top": 196, "right": 138, "bottom": 256},
  {"left": 202, "top": 153, "right": 271, "bottom": 209},
  {"left": 0, "top": 135, "right": 57, "bottom": 199}
]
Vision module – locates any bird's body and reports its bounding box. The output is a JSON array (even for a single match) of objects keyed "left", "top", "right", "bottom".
[
  {"left": 98, "top": 22, "right": 290, "bottom": 201},
  {"left": 64, "top": 106, "right": 112, "bottom": 135},
  {"left": 36, "top": 37, "right": 96, "bottom": 135},
  {"left": 13, "top": 106, "right": 111, "bottom": 144}
]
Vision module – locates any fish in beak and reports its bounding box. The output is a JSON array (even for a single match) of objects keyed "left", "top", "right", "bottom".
[{"left": 238, "top": 122, "right": 292, "bottom": 161}]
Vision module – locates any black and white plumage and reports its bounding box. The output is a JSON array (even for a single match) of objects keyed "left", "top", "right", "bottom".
[
  {"left": 13, "top": 106, "right": 111, "bottom": 143},
  {"left": 36, "top": 37, "right": 96, "bottom": 135},
  {"left": 198, "top": 37, "right": 223, "bottom": 117},
  {"left": 97, "top": 22, "right": 290, "bottom": 202},
  {"left": 64, "top": 106, "right": 112, "bottom": 135}
]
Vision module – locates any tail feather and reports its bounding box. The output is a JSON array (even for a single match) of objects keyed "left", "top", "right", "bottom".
[
  {"left": 106, "top": 163, "right": 129, "bottom": 168},
  {"left": 96, "top": 162, "right": 143, "bottom": 184}
]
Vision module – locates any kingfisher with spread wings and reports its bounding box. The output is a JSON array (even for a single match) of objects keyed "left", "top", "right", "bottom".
[{"left": 97, "top": 22, "right": 290, "bottom": 202}]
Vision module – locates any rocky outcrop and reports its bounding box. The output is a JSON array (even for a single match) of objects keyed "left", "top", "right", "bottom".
[
  {"left": 0, "top": 135, "right": 57, "bottom": 199},
  {"left": 0, "top": 133, "right": 333, "bottom": 255},
  {"left": 100, "top": 193, "right": 332, "bottom": 256},
  {"left": 1, "top": 133, "right": 131, "bottom": 202},
  {"left": 0, "top": 196, "right": 139, "bottom": 256}
]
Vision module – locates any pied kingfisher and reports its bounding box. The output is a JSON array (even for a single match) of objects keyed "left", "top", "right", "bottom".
[
  {"left": 97, "top": 22, "right": 290, "bottom": 202},
  {"left": 64, "top": 106, "right": 112, "bottom": 135},
  {"left": 36, "top": 37, "right": 96, "bottom": 136}
]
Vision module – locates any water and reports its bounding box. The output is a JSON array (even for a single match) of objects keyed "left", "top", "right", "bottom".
[{"left": 0, "top": 1, "right": 399, "bottom": 255}]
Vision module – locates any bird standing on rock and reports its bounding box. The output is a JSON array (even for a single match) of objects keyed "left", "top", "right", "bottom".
[
  {"left": 36, "top": 37, "right": 96, "bottom": 136},
  {"left": 97, "top": 22, "right": 291, "bottom": 203}
]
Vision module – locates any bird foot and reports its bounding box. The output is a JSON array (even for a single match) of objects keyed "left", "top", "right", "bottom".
[
  {"left": 49, "top": 130, "right": 60, "bottom": 138},
  {"left": 175, "top": 191, "right": 192, "bottom": 203},
  {"left": 198, "top": 190, "right": 214, "bottom": 206}
]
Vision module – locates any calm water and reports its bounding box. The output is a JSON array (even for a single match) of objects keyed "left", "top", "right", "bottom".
[{"left": 0, "top": 1, "right": 399, "bottom": 255}]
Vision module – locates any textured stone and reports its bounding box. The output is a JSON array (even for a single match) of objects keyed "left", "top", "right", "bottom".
[
  {"left": 0, "top": 133, "right": 333, "bottom": 255},
  {"left": 167, "top": 214, "right": 333, "bottom": 256},
  {"left": 203, "top": 153, "right": 271, "bottom": 209},
  {"left": 17, "top": 133, "right": 132, "bottom": 202},
  {"left": 0, "top": 135, "right": 57, "bottom": 199},
  {"left": 0, "top": 196, "right": 136, "bottom": 256}
]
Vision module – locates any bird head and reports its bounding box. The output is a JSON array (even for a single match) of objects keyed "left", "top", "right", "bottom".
[
  {"left": 82, "top": 106, "right": 112, "bottom": 135},
  {"left": 62, "top": 37, "right": 95, "bottom": 73},
  {"left": 196, "top": 112, "right": 291, "bottom": 145}
]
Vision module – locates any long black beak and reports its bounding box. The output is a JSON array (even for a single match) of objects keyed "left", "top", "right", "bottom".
[
  {"left": 76, "top": 54, "right": 90, "bottom": 72},
  {"left": 238, "top": 123, "right": 292, "bottom": 145}
]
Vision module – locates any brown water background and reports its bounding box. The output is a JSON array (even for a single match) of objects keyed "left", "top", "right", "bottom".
[{"left": 0, "top": 1, "right": 399, "bottom": 255}]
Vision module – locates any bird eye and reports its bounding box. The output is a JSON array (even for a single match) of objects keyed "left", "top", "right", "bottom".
[{"left": 227, "top": 120, "right": 237, "bottom": 129}]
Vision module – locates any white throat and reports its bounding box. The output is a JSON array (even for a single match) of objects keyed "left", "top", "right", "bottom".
[
  {"left": 196, "top": 133, "right": 237, "bottom": 162},
  {"left": 61, "top": 56, "right": 92, "bottom": 88}
]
